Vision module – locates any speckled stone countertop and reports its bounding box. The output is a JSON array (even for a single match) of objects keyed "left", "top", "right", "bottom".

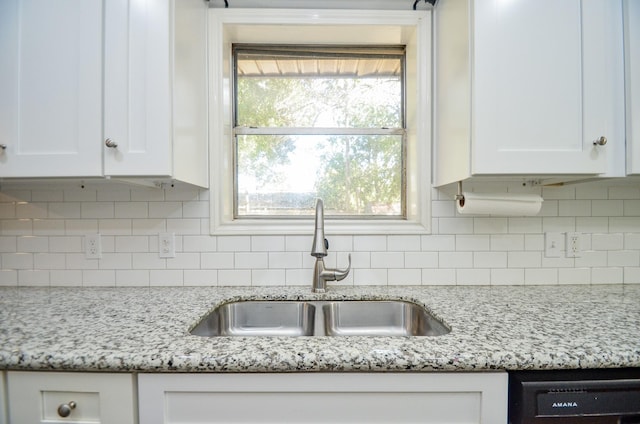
[{"left": 0, "top": 285, "right": 639, "bottom": 373}]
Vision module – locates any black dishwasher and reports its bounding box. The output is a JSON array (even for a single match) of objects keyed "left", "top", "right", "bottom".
[{"left": 509, "top": 368, "right": 640, "bottom": 423}]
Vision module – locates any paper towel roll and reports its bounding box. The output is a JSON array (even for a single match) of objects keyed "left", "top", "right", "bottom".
[{"left": 456, "top": 192, "right": 543, "bottom": 216}]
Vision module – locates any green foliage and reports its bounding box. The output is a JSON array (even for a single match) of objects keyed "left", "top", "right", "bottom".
[{"left": 236, "top": 74, "right": 403, "bottom": 216}]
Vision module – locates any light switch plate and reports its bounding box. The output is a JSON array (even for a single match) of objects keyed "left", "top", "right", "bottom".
[{"left": 544, "top": 232, "right": 563, "bottom": 258}]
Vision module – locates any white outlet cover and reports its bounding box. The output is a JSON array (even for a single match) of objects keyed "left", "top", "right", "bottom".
[{"left": 159, "top": 233, "right": 176, "bottom": 258}]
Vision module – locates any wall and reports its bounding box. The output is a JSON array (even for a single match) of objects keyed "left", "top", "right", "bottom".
[{"left": 0, "top": 180, "right": 638, "bottom": 287}]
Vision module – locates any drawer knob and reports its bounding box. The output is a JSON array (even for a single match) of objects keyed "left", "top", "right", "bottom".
[
  {"left": 105, "top": 138, "right": 118, "bottom": 148},
  {"left": 0, "top": 144, "right": 6, "bottom": 150},
  {"left": 593, "top": 136, "right": 607, "bottom": 146},
  {"left": 57, "top": 401, "right": 77, "bottom": 418}
]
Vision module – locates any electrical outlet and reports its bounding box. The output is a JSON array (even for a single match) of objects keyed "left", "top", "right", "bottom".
[
  {"left": 566, "top": 232, "right": 581, "bottom": 258},
  {"left": 159, "top": 233, "right": 175, "bottom": 258},
  {"left": 85, "top": 234, "right": 102, "bottom": 259},
  {"left": 544, "top": 232, "right": 563, "bottom": 258}
]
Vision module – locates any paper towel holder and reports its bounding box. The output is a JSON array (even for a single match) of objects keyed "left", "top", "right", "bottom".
[{"left": 455, "top": 181, "right": 465, "bottom": 205}]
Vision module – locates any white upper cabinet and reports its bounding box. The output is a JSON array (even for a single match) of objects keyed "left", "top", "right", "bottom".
[
  {"left": 433, "top": 0, "right": 626, "bottom": 187},
  {"left": 103, "top": 0, "right": 209, "bottom": 187},
  {"left": 625, "top": 0, "right": 640, "bottom": 175},
  {"left": 0, "top": 0, "right": 208, "bottom": 186},
  {"left": 0, "top": 0, "right": 103, "bottom": 177}
]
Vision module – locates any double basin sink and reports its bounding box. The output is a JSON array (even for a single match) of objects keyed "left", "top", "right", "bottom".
[{"left": 190, "top": 300, "right": 450, "bottom": 337}]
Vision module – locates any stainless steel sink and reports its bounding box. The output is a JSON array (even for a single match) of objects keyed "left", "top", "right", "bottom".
[
  {"left": 190, "top": 300, "right": 450, "bottom": 337},
  {"left": 322, "top": 300, "right": 449, "bottom": 337},
  {"left": 190, "top": 301, "right": 316, "bottom": 337}
]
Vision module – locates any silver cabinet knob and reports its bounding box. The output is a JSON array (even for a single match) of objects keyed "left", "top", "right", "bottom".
[
  {"left": 593, "top": 136, "right": 607, "bottom": 146},
  {"left": 57, "top": 401, "right": 76, "bottom": 418},
  {"left": 105, "top": 138, "right": 118, "bottom": 148},
  {"left": 0, "top": 144, "right": 7, "bottom": 150}
]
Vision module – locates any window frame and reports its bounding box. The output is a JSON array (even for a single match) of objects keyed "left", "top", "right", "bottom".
[
  {"left": 209, "top": 8, "right": 432, "bottom": 235},
  {"left": 232, "top": 44, "right": 407, "bottom": 219}
]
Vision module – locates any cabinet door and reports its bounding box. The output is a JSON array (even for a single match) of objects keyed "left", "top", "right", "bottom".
[
  {"left": 0, "top": 372, "right": 6, "bottom": 424},
  {"left": 139, "top": 372, "right": 508, "bottom": 424},
  {"left": 7, "top": 371, "right": 135, "bottom": 424},
  {"left": 626, "top": 0, "right": 640, "bottom": 174},
  {"left": 103, "top": 0, "right": 173, "bottom": 177},
  {"left": 472, "top": 0, "right": 624, "bottom": 175},
  {"left": 0, "top": 0, "right": 103, "bottom": 177}
]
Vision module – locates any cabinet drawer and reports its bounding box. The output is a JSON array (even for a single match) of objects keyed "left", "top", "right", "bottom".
[{"left": 7, "top": 371, "right": 135, "bottom": 424}]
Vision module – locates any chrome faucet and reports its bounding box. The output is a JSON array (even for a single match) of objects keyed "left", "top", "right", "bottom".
[{"left": 311, "top": 199, "right": 351, "bottom": 293}]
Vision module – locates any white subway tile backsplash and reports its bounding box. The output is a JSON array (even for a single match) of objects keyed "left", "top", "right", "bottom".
[
  {"left": 592, "top": 200, "right": 623, "bottom": 216},
  {"left": 18, "top": 270, "right": 49, "bottom": 286},
  {"left": 218, "top": 235, "right": 251, "bottom": 252},
  {"left": 474, "top": 218, "right": 508, "bottom": 234},
  {"left": 370, "top": 252, "right": 404, "bottom": 268},
  {"left": 624, "top": 267, "right": 640, "bottom": 284},
  {"left": 167, "top": 253, "right": 200, "bottom": 270},
  {"left": 252, "top": 235, "right": 285, "bottom": 252},
  {"left": 81, "top": 202, "right": 114, "bottom": 219},
  {"left": 439, "top": 252, "right": 473, "bottom": 268},
  {"left": 474, "top": 252, "right": 507, "bottom": 268},
  {"left": 115, "top": 202, "right": 149, "bottom": 218},
  {"left": 559, "top": 200, "right": 591, "bottom": 217},
  {"left": 218, "top": 269, "right": 251, "bottom": 286},
  {"left": 388, "top": 268, "right": 421, "bottom": 285},
  {"left": 269, "top": 252, "right": 302, "bottom": 269},
  {"left": 456, "top": 235, "right": 490, "bottom": 251},
  {"left": 558, "top": 268, "right": 591, "bottom": 285},
  {"left": 422, "top": 268, "right": 456, "bottom": 285},
  {"left": 624, "top": 200, "right": 640, "bottom": 216},
  {"left": 609, "top": 186, "right": 640, "bottom": 199},
  {"left": 0, "top": 270, "right": 17, "bottom": 286},
  {"left": 252, "top": 269, "right": 285, "bottom": 286},
  {"left": 0, "top": 182, "right": 637, "bottom": 288},
  {"left": 34, "top": 253, "right": 66, "bottom": 269},
  {"left": 235, "top": 252, "right": 268, "bottom": 269},
  {"left": 422, "top": 235, "right": 455, "bottom": 251},
  {"left": 150, "top": 269, "right": 183, "bottom": 286},
  {"left": 592, "top": 267, "right": 623, "bottom": 284},
  {"left": 491, "top": 268, "right": 524, "bottom": 285},
  {"left": 17, "top": 236, "right": 48, "bottom": 252},
  {"left": 353, "top": 235, "right": 386, "bottom": 251},
  {"left": 608, "top": 251, "right": 640, "bottom": 267},
  {"left": 457, "top": 268, "right": 491, "bottom": 285},
  {"left": 51, "top": 270, "right": 82, "bottom": 286},
  {"left": 184, "top": 269, "right": 217, "bottom": 286},
  {"left": 592, "top": 233, "right": 624, "bottom": 251},
  {"left": 524, "top": 268, "right": 558, "bottom": 285},
  {"left": 508, "top": 251, "right": 541, "bottom": 268},
  {"left": 490, "top": 234, "right": 524, "bottom": 251},
  {"left": 388, "top": 235, "right": 420, "bottom": 251},
  {"left": 576, "top": 217, "right": 609, "bottom": 233},
  {"left": 404, "top": 252, "right": 438, "bottom": 268},
  {"left": 82, "top": 270, "right": 115, "bottom": 286},
  {"left": 116, "top": 270, "right": 150, "bottom": 287},
  {"left": 353, "top": 268, "right": 387, "bottom": 285}
]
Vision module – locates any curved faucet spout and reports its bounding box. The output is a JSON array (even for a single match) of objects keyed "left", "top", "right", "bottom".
[{"left": 324, "top": 253, "right": 351, "bottom": 282}]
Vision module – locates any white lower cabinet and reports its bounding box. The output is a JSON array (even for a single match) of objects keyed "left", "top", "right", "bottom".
[
  {"left": 6, "top": 371, "right": 136, "bottom": 424},
  {"left": 0, "top": 371, "right": 6, "bottom": 424},
  {"left": 138, "top": 372, "right": 508, "bottom": 423}
]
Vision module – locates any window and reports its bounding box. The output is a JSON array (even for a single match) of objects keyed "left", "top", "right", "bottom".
[
  {"left": 210, "top": 9, "right": 431, "bottom": 235},
  {"left": 234, "top": 45, "right": 405, "bottom": 218}
]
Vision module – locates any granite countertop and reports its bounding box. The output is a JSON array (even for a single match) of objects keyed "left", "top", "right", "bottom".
[{"left": 0, "top": 285, "right": 639, "bottom": 373}]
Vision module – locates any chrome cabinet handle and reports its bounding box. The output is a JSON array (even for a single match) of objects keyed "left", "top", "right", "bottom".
[
  {"left": 593, "top": 136, "right": 607, "bottom": 146},
  {"left": 105, "top": 138, "right": 118, "bottom": 148},
  {"left": 57, "top": 401, "right": 77, "bottom": 418},
  {"left": 0, "top": 144, "right": 7, "bottom": 150}
]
